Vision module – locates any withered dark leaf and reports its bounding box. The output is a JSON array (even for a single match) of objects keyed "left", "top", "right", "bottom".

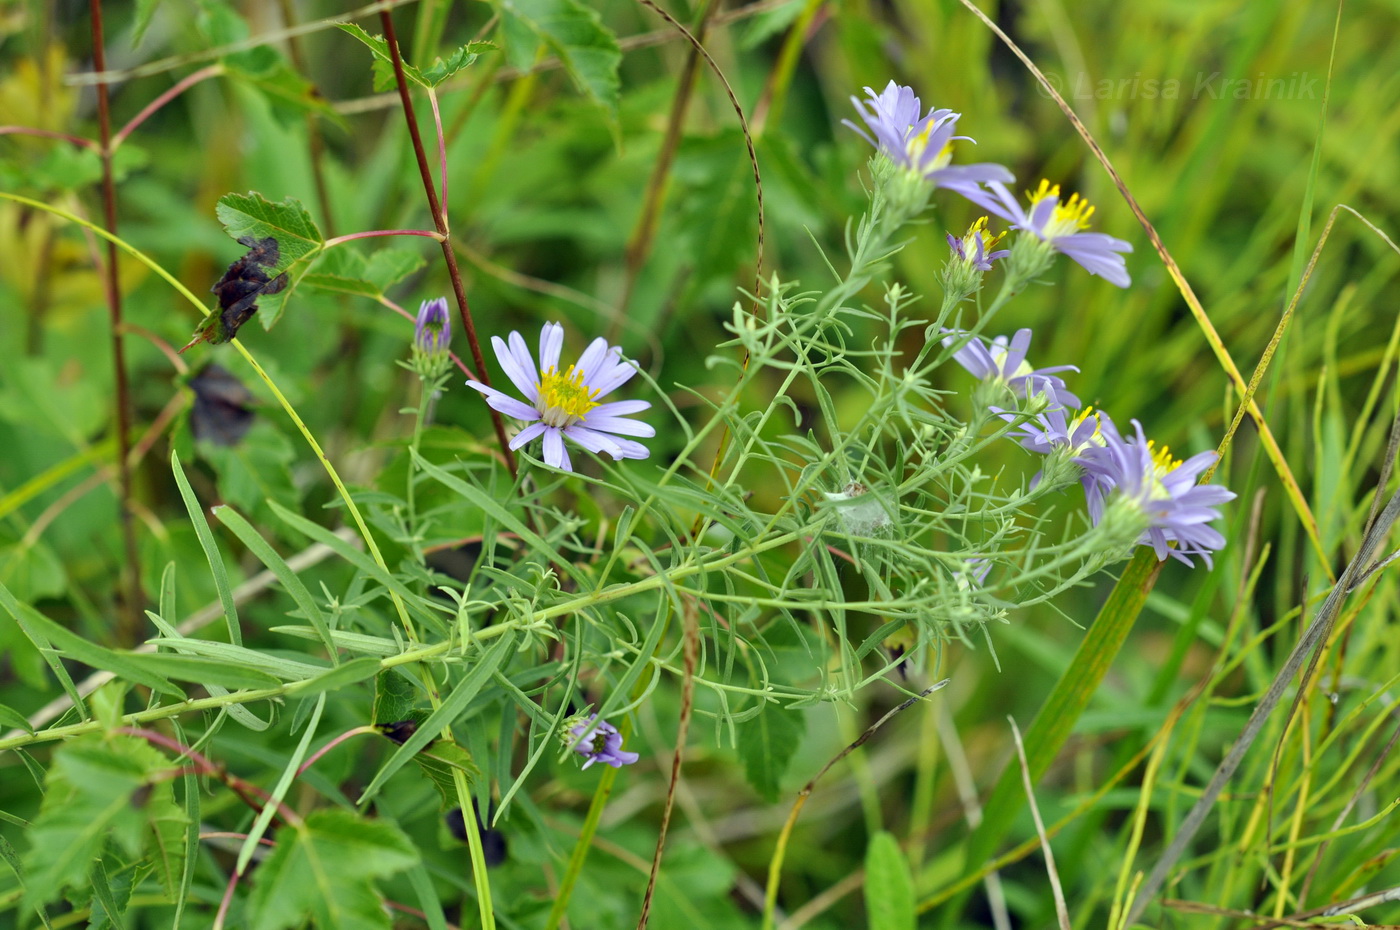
[
  {"left": 189, "top": 363, "right": 255, "bottom": 446},
  {"left": 446, "top": 802, "right": 508, "bottom": 865},
  {"left": 376, "top": 720, "right": 422, "bottom": 746},
  {"left": 180, "top": 235, "right": 289, "bottom": 352}
]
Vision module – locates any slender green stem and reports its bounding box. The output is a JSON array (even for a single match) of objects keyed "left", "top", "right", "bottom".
[
  {"left": 405, "top": 380, "right": 432, "bottom": 564},
  {"left": 545, "top": 756, "right": 622, "bottom": 930}
]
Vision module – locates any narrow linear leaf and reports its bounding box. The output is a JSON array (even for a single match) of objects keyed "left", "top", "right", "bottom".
[
  {"left": 0, "top": 582, "right": 90, "bottom": 718},
  {"left": 0, "top": 586, "right": 184, "bottom": 698},
  {"left": 358, "top": 631, "right": 516, "bottom": 806},
  {"left": 290, "top": 656, "right": 382, "bottom": 698},
  {"left": 171, "top": 450, "right": 242, "bottom": 645},
  {"left": 950, "top": 548, "right": 1161, "bottom": 912},
  {"left": 215, "top": 505, "right": 338, "bottom": 664},
  {"left": 236, "top": 694, "right": 326, "bottom": 876}
]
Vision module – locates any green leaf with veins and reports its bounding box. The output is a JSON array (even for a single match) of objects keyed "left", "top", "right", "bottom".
[{"left": 244, "top": 809, "right": 419, "bottom": 930}]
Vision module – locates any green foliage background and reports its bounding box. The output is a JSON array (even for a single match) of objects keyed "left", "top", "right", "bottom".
[{"left": 2, "top": 0, "right": 1400, "bottom": 927}]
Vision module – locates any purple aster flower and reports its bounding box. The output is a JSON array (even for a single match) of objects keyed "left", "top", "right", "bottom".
[
  {"left": 843, "top": 81, "right": 1013, "bottom": 197},
  {"left": 994, "top": 404, "right": 1112, "bottom": 491},
  {"left": 567, "top": 715, "right": 639, "bottom": 770},
  {"left": 947, "top": 216, "right": 1010, "bottom": 271},
  {"left": 1075, "top": 418, "right": 1235, "bottom": 567},
  {"left": 466, "top": 322, "right": 653, "bottom": 472},
  {"left": 967, "top": 179, "right": 1133, "bottom": 287},
  {"left": 1001, "top": 404, "right": 1108, "bottom": 456},
  {"left": 943, "top": 328, "right": 1081, "bottom": 409},
  {"left": 414, "top": 297, "right": 451, "bottom": 355}
]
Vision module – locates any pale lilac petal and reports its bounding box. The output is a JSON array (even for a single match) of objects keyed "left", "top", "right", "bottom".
[
  {"left": 578, "top": 415, "right": 656, "bottom": 438},
  {"left": 586, "top": 356, "right": 639, "bottom": 396},
  {"left": 508, "top": 422, "right": 548, "bottom": 450},
  {"left": 539, "top": 322, "right": 564, "bottom": 373},
  {"left": 465, "top": 381, "right": 543, "bottom": 421},
  {"left": 962, "top": 181, "right": 1023, "bottom": 225},
  {"left": 590, "top": 399, "right": 651, "bottom": 417},
  {"left": 609, "top": 438, "right": 650, "bottom": 460},
  {"left": 562, "top": 425, "right": 623, "bottom": 457},
  {"left": 574, "top": 337, "right": 610, "bottom": 378},
  {"left": 492, "top": 334, "right": 538, "bottom": 402},
  {"left": 542, "top": 429, "right": 570, "bottom": 470}
]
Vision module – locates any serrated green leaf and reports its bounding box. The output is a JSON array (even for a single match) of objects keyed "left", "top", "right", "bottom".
[
  {"left": 22, "top": 735, "right": 188, "bottom": 909},
  {"left": 215, "top": 193, "right": 322, "bottom": 266},
  {"left": 373, "top": 668, "right": 421, "bottom": 725},
  {"left": 214, "top": 192, "right": 324, "bottom": 329},
  {"left": 497, "top": 0, "right": 620, "bottom": 117},
  {"left": 337, "top": 23, "right": 489, "bottom": 91},
  {"left": 336, "top": 22, "right": 418, "bottom": 93},
  {"left": 301, "top": 246, "right": 427, "bottom": 301},
  {"left": 245, "top": 809, "right": 419, "bottom": 930},
  {"left": 414, "top": 739, "right": 482, "bottom": 811},
  {"left": 735, "top": 701, "right": 804, "bottom": 802},
  {"left": 865, "top": 831, "right": 915, "bottom": 930},
  {"left": 418, "top": 42, "right": 493, "bottom": 86}
]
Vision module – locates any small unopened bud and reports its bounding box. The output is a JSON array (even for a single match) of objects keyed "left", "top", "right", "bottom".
[
  {"left": 412, "top": 297, "right": 453, "bottom": 380},
  {"left": 414, "top": 297, "right": 451, "bottom": 356}
]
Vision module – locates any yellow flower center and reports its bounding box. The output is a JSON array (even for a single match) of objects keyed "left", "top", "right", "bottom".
[
  {"left": 1145, "top": 440, "right": 1181, "bottom": 499},
  {"left": 961, "top": 215, "right": 1006, "bottom": 256},
  {"left": 1027, "top": 179, "right": 1097, "bottom": 237},
  {"left": 907, "top": 122, "right": 955, "bottom": 170},
  {"left": 1069, "top": 407, "right": 1106, "bottom": 451},
  {"left": 1148, "top": 440, "right": 1180, "bottom": 474},
  {"left": 537, "top": 365, "right": 599, "bottom": 427}
]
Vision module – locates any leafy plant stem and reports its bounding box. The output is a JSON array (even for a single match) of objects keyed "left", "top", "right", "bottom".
[
  {"left": 457, "top": 765, "right": 498, "bottom": 930},
  {"left": 89, "top": 0, "right": 144, "bottom": 642},
  {"left": 377, "top": 7, "right": 517, "bottom": 479},
  {"left": 322, "top": 228, "right": 445, "bottom": 248},
  {"left": 406, "top": 378, "right": 433, "bottom": 564},
  {"left": 110, "top": 64, "right": 224, "bottom": 151}
]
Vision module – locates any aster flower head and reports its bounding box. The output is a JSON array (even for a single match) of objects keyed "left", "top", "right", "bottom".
[
  {"left": 996, "top": 404, "right": 1112, "bottom": 491},
  {"left": 948, "top": 216, "right": 1010, "bottom": 272},
  {"left": 943, "top": 327, "right": 1081, "bottom": 410},
  {"left": 565, "top": 715, "right": 639, "bottom": 770},
  {"left": 466, "top": 322, "right": 654, "bottom": 472},
  {"left": 1075, "top": 418, "right": 1235, "bottom": 567},
  {"left": 843, "top": 81, "right": 1014, "bottom": 198},
  {"left": 967, "top": 179, "right": 1133, "bottom": 287},
  {"left": 414, "top": 297, "right": 451, "bottom": 355}
]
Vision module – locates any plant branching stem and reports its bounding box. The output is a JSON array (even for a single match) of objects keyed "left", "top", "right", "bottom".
[
  {"left": 89, "top": 0, "right": 144, "bottom": 642},
  {"left": 378, "top": 9, "right": 517, "bottom": 479}
]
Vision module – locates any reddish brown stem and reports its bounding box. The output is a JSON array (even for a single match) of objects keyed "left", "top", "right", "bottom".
[
  {"left": 111, "top": 64, "right": 223, "bottom": 150},
  {"left": 117, "top": 727, "right": 300, "bottom": 826},
  {"left": 377, "top": 8, "right": 517, "bottom": 479},
  {"left": 89, "top": 0, "right": 144, "bottom": 642}
]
